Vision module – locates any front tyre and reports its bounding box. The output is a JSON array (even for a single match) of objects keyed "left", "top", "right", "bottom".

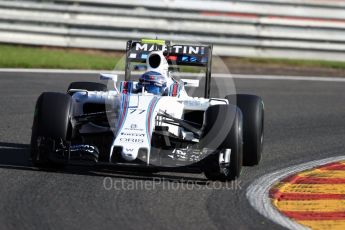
[
  {"left": 226, "top": 94, "right": 264, "bottom": 166},
  {"left": 30, "top": 92, "right": 72, "bottom": 167},
  {"left": 202, "top": 105, "right": 243, "bottom": 181}
]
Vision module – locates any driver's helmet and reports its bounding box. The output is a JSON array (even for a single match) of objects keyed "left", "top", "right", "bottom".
[{"left": 138, "top": 71, "right": 167, "bottom": 95}]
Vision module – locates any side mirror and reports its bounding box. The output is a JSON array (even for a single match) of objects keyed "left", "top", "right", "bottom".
[
  {"left": 100, "top": 73, "right": 118, "bottom": 82},
  {"left": 181, "top": 79, "right": 199, "bottom": 88}
]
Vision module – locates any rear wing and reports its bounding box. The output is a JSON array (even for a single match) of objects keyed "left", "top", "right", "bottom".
[{"left": 125, "top": 39, "right": 213, "bottom": 98}]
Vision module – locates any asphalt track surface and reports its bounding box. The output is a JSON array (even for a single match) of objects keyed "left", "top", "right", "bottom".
[{"left": 0, "top": 71, "right": 345, "bottom": 230}]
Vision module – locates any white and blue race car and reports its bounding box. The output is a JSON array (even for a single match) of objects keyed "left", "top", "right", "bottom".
[{"left": 30, "top": 39, "right": 264, "bottom": 181}]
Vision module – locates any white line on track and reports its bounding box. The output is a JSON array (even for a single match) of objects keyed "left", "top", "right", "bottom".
[
  {"left": 246, "top": 155, "right": 345, "bottom": 230},
  {"left": 1, "top": 69, "right": 345, "bottom": 82},
  {"left": 0, "top": 146, "right": 27, "bottom": 150}
]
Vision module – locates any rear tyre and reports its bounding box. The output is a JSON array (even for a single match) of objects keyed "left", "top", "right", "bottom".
[
  {"left": 226, "top": 94, "right": 264, "bottom": 166},
  {"left": 30, "top": 92, "right": 72, "bottom": 167},
  {"left": 202, "top": 104, "right": 243, "bottom": 181},
  {"left": 67, "top": 82, "right": 107, "bottom": 93}
]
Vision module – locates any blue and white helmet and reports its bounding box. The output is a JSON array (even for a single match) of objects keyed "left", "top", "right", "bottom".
[{"left": 138, "top": 71, "right": 168, "bottom": 95}]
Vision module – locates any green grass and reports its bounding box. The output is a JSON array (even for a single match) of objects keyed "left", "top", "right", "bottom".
[
  {"left": 1, "top": 43, "right": 345, "bottom": 71},
  {"left": 0, "top": 44, "right": 119, "bottom": 70}
]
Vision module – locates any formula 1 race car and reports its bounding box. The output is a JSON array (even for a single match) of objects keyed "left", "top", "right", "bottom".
[{"left": 30, "top": 39, "right": 264, "bottom": 181}]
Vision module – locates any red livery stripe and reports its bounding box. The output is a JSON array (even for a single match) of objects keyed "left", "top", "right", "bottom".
[
  {"left": 146, "top": 97, "right": 159, "bottom": 141},
  {"left": 117, "top": 95, "right": 129, "bottom": 133},
  {"left": 172, "top": 84, "right": 178, "bottom": 96}
]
